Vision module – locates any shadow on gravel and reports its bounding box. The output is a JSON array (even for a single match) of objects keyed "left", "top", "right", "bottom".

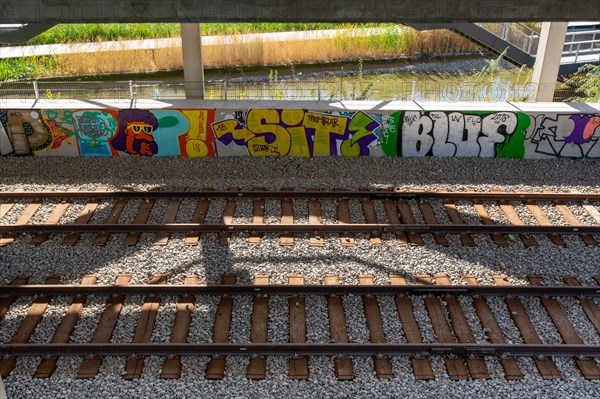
[{"left": 3, "top": 157, "right": 600, "bottom": 189}]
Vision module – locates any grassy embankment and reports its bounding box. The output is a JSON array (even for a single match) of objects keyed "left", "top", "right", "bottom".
[{"left": 0, "top": 23, "right": 478, "bottom": 80}]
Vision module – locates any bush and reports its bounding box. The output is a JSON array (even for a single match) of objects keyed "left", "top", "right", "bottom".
[{"left": 565, "top": 64, "right": 600, "bottom": 102}]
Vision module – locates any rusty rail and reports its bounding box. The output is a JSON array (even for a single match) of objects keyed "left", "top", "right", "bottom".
[
  {"left": 2, "top": 343, "right": 598, "bottom": 357},
  {"left": 1, "top": 190, "right": 599, "bottom": 201},
  {"left": 3, "top": 284, "right": 600, "bottom": 297},
  {"left": 1, "top": 223, "right": 598, "bottom": 235}
]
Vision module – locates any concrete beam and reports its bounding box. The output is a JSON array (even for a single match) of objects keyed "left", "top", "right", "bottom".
[
  {"left": 0, "top": 23, "right": 55, "bottom": 43},
  {"left": 181, "top": 23, "right": 204, "bottom": 100},
  {"left": 531, "top": 22, "right": 569, "bottom": 102},
  {"left": 1, "top": 0, "right": 599, "bottom": 24}
]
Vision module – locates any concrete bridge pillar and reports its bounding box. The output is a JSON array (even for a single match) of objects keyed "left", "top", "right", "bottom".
[
  {"left": 531, "top": 22, "right": 568, "bottom": 102},
  {"left": 181, "top": 23, "right": 205, "bottom": 99}
]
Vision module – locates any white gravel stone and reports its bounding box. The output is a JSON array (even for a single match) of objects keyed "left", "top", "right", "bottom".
[{"left": 3, "top": 157, "right": 600, "bottom": 397}]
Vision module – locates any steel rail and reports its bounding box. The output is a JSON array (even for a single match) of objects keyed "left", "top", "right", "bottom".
[
  {"left": 1, "top": 343, "right": 598, "bottom": 357},
  {"left": 1, "top": 190, "right": 599, "bottom": 201},
  {"left": 1, "top": 223, "right": 598, "bottom": 235},
  {"left": 3, "top": 284, "right": 600, "bottom": 297}
]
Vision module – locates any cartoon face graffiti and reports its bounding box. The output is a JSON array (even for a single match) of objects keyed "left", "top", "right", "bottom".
[{"left": 110, "top": 110, "right": 159, "bottom": 156}]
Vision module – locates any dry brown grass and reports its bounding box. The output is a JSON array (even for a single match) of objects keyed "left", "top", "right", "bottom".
[
  {"left": 34, "top": 29, "right": 479, "bottom": 78},
  {"left": 49, "top": 47, "right": 183, "bottom": 76}
]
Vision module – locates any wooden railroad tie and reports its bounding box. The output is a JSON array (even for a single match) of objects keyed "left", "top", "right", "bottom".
[
  {"left": 2, "top": 188, "right": 600, "bottom": 247},
  {"left": 2, "top": 273, "right": 600, "bottom": 381}
]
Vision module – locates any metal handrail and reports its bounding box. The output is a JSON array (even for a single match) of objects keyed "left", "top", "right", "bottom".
[
  {"left": 565, "top": 29, "right": 600, "bottom": 36},
  {"left": 513, "top": 22, "right": 539, "bottom": 37},
  {"left": 562, "top": 29, "right": 600, "bottom": 62},
  {"left": 476, "top": 22, "right": 540, "bottom": 55},
  {"left": 0, "top": 79, "right": 590, "bottom": 103},
  {"left": 476, "top": 23, "right": 600, "bottom": 59},
  {"left": 564, "top": 39, "right": 600, "bottom": 46},
  {"left": 562, "top": 29, "right": 600, "bottom": 63}
]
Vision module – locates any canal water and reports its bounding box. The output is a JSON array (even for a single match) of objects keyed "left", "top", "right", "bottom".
[{"left": 30, "top": 56, "right": 577, "bottom": 102}]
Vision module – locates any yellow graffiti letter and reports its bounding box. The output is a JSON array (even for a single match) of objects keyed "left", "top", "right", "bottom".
[
  {"left": 212, "top": 119, "right": 254, "bottom": 143},
  {"left": 182, "top": 110, "right": 208, "bottom": 140},
  {"left": 281, "top": 110, "right": 309, "bottom": 157},
  {"left": 303, "top": 112, "right": 348, "bottom": 156},
  {"left": 341, "top": 111, "right": 379, "bottom": 156},
  {"left": 246, "top": 109, "right": 291, "bottom": 156}
]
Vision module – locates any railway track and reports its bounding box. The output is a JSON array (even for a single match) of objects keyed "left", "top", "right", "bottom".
[
  {"left": 1, "top": 188, "right": 600, "bottom": 247},
  {"left": 1, "top": 273, "right": 600, "bottom": 381}
]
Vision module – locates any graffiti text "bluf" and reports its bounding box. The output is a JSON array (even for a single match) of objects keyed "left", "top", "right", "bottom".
[{"left": 401, "top": 111, "right": 518, "bottom": 157}]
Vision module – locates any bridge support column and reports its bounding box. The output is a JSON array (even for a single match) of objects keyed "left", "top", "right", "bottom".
[
  {"left": 181, "top": 23, "right": 204, "bottom": 99},
  {"left": 531, "top": 22, "right": 568, "bottom": 102}
]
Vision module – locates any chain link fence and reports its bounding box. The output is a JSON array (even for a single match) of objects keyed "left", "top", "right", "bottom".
[{"left": 0, "top": 79, "right": 594, "bottom": 103}]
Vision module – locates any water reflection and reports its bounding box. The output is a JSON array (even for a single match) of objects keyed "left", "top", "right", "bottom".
[
  {"left": 1, "top": 69, "right": 577, "bottom": 102},
  {"left": 134, "top": 70, "right": 576, "bottom": 102}
]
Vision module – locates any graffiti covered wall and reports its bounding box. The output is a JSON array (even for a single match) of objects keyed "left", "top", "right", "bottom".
[
  {"left": 1, "top": 108, "right": 599, "bottom": 159},
  {"left": 212, "top": 109, "right": 385, "bottom": 157}
]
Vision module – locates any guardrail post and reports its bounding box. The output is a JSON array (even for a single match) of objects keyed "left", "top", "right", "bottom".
[
  {"left": 33, "top": 81, "right": 39, "bottom": 100},
  {"left": 317, "top": 82, "right": 321, "bottom": 101},
  {"left": 129, "top": 80, "right": 134, "bottom": 100},
  {"left": 224, "top": 81, "right": 227, "bottom": 101}
]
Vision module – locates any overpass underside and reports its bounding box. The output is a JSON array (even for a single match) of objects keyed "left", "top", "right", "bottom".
[{"left": 1, "top": 0, "right": 599, "bottom": 24}]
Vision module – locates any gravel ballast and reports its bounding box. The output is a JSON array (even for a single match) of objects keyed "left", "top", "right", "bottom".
[{"left": 2, "top": 156, "right": 600, "bottom": 398}]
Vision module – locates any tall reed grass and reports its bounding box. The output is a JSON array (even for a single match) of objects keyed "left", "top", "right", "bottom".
[
  {"left": 334, "top": 27, "right": 478, "bottom": 57},
  {"left": 0, "top": 27, "right": 480, "bottom": 80}
]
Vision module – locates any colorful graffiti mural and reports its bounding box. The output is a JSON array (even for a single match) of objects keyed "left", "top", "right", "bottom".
[
  {"left": 399, "top": 111, "right": 529, "bottom": 158},
  {"left": 0, "top": 108, "right": 216, "bottom": 158},
  {"left": 0, "top": 110, "right": 53, "bottom": 156},
  {"left": 1, "top": 108, "right": 599, "bottom": 159},
  {"left": 525, "top": 114, "right": 600, "bottom": 159},
  {"left": 212, "top": 109, "right": 382, "bottom": 157}
]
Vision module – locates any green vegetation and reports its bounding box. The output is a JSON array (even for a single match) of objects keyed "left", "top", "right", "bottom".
[
  {"left": 333, "top": 26, "right": 474, "bottom": 56},
  {"left": 334, "top": 27, "right": 409, "bottom": 53},
  {"left": 470, "top": 48, "right": 511, "bottom": 85},
  {"left": 22, "top": 23, "right": 390, "bottom": 45},
  {"left": 566, "top": 64, "right": 600, "bottom": 102},
  {"left": 468, "top": 48, "right": 533, "bottom": 101},
  {"left": 0, "top": 56, "right": 59, "bottom": 81},
  {"left": 0, "top": 58, "right": 37, "bottom": 81},
  {"left": 339, "top": 59, "right": 377, "bottom": 100}
]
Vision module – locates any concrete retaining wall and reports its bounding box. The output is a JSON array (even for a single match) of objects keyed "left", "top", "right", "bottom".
[{"left": 1, "top": 100, "right": 599, "bottom": 159}]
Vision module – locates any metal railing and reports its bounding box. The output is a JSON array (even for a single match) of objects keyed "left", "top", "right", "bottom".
[
  {"left": 563, "top": 29, "right": 600, "bottom": 63},
  {"left": 476, "top": 23, "right": 540, "bottom": 55},
  {"left": 476, "top": 23, "right": 600, "bottom": 63},
  {"left": 0, "top": 80, "right": 592, "bottom": 103}
]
